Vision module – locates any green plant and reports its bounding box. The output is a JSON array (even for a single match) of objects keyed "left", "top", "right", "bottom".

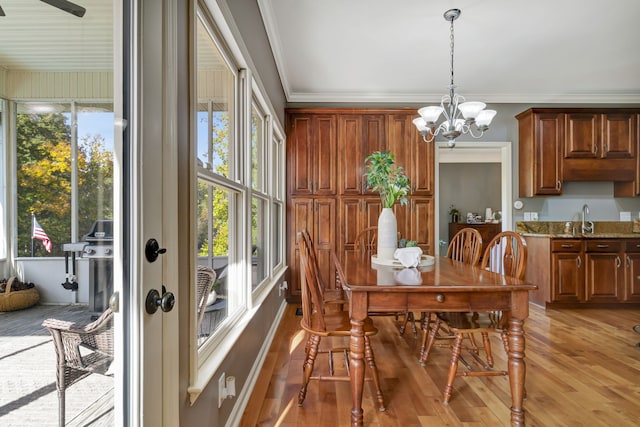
[
  {"left": 364, "top": 150, "right": 411, "bottom": 208},
  {"left": 448, "top": 205, "right": 460, "bottom": 217}
]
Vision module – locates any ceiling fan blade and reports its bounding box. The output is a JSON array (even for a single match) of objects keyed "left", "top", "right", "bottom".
[
  {"left": 0, "top": 5, "right": 5, "bottom": 16},
  {"left": 40, "top": 0, "right": 86, "bottom": 18}
]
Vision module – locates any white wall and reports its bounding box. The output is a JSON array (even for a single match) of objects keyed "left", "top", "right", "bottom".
[{"left": 14, "top": 257, "right": 90, "bottom": 304}]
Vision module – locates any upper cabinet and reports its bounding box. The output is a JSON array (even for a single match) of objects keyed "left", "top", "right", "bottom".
[
  {"left": 517, "top": 108, "right": 640, "bottom": 197},
  {"left": 287, "top": 113, "right": 338, "bottom": 196},
  {"left": 517, "top": 109, "right": 564, "bottom": 196},
  {"left": 338, "top": 114, "right": 386, "bottom": 195}
]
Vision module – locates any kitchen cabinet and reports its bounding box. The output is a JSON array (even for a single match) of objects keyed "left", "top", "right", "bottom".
[
  {"left": 624, "top": 240, "right": 640, "bottom": 302},
  {"left": 517, "top": 110, "right": 563, "bottom": 196},
  {"left": 287, "top": 197, "right": 336, "bottom": 298},
  {"left": 614, "top": 114, "right": 640, "bottom": 197},
  {"left": 387, "top": 114, "right": 434, "bottom": 196},
  {"left": 584, "top": 240, "right": 623, "bottom": 303},
  {"left": 517, "top": 108, "right": 640, "bottom": 197},
  {"left": 287, "top": 113, "right": 338, "bottom": 196},
  {"left": 286, "top": 108, "right": 435, "bottom": 302},
  {"left": 338, "top": 197, "right": 383, "bottom": 266},
  {"left": 524, "top": 235, "right": 640, "bottom": 307},
  {"left": 551, "top": 239, "right": 584, "bottom": 303},
  {"left": 449, "top": 222, "right": 501, "bottom": 260},
  {"left": 338, "top": 114, "right": 386, "bottom": 195}
]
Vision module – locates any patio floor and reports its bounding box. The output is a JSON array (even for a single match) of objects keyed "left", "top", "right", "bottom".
[{"left": 0, "top": 304, "right": 113, "bottom": 426}]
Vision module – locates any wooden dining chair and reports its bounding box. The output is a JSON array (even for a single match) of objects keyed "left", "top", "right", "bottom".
[
  {"left": 419, "top": 227, "right": 483, "bottom": 362},
  {"left": 353, "top": 226, "right": 417, "bottom": 336},
  {"left": 422, "top": 230, "right": 527, "bottom": 404},
  {"left": 296, "top": 232, "right": 385, "bottom": 411},
  {"left": 301, "top": 228, "right": 347, "bottom": 309}
]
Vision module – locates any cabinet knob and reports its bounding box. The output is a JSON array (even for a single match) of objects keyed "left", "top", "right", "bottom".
[{"left": 436, "top": 294, "right": 445, "bottom": 303}]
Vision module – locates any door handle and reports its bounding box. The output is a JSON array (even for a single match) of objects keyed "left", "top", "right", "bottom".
[{"left": 145, "top": 285, "right": 175, "bottom": 314}]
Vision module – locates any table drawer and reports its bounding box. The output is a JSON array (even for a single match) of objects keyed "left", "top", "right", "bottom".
[
  {"left": 367, "top": 291, "right": 512, "bottom": 312},
  {"left": 552, "top": 239, "right": 582, "bottom": 252}
]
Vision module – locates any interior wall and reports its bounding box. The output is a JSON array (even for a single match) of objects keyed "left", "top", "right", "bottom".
[{"left": 439, "top": 163, "right": 501, "bottom": 250}]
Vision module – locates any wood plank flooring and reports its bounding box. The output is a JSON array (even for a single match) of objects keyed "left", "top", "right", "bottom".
[{"left": 240, "top": 304, "right": 640, "bottom": 426}]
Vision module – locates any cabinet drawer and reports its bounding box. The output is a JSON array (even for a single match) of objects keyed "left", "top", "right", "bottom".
[
  {"left": 552, "top": 239, "right": 582, "bottom": 252},
  {"left": 625, "top": 240, "right": 640, "bottom": 253},
  {"left": 585, "top": 240, "right": 622, "bottom": 252}
]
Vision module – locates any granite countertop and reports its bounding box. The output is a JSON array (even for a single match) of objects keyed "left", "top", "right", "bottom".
[{"left": 516, "top": 221, "right": 640, "bottom": 239}]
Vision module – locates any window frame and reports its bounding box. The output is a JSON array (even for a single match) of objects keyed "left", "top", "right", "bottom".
[{"left": 188, "top": 6, "right": 286, "bottom": 403}]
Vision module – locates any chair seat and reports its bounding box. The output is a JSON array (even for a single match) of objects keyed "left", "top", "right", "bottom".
[
  {"left": 437, "top": 311, "right": 507, "bottom": 333},
  {"left": 302, "top": 311, "right": 377, "bottom": 337}
]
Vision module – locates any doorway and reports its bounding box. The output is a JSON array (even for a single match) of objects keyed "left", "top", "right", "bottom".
[{"left": 434, "top": 141, "right": 513, "bottom": 255}]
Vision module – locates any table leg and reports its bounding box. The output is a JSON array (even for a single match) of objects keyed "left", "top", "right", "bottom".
[
  {"left": 507, "top": 316, "right": 526, "bottom": 427},
  {"left": 349, "top": 292, "right": 366, "bottom": 427}
]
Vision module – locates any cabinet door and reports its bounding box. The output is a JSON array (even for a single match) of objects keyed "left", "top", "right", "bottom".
[
  {"left": 386, "top": 113, "right": 411, "bottom": 173},
  {"left": 625, "top": 253, "right": 640, "bottom": 302},
  {"left": 314, "top": 198, "right": 336, "bottom": 291},
  {"left": 289, "top": 198, "right": 315, "bottom": 297},
  {"left": 407, "top": 197, "right": 434, "bottom": 255},
  {"left": 565, "top": 112, "right": 599, "bottom": 159},
  {"left": 288, "top": 115, "right": 314, "bottom": 195},
  {"left": 534, "top": 113, "right": 564, "bottom": 195},
  {"left": 585, "top": 253, "right": 623, "bottom": 302},
  {"left": 314, "top": 115, "right": 338, "bottom": 195},
  {"left": 409, "top": 119, "right": 433, "bottom": 195},
  {"left": 552, "top": 252, "right": 584, "bottom": 302},
  {"left": 339, "top": 114, "right": 386, "bottom": 195},
  {"left": 601, "top": 112, "right": 636, "bottom": 159}
]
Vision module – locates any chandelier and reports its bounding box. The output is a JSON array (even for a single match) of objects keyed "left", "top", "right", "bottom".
[{"left": 412, "top": 9, "right": 496, "bottom": 148}]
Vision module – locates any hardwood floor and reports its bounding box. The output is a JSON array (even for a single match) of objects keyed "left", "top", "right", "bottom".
[{"left": 240, "top": 303, "right": 640, "bottom": 426}]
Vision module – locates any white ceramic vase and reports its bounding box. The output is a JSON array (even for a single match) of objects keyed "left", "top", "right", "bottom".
[{"left": 377, "top": 207, "right": 397, "bottom": 261}]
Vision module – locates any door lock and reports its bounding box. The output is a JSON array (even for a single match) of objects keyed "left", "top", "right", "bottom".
[
  {"left": 145, "top": 285, "right": 175, "bottom": 314},
  {"left": 145, "top": 238, "right": 166, "bottom": 263}
]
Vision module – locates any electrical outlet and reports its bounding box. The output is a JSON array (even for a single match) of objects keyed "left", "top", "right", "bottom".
[
  {"left": 218, "top": 372, "right": 226, "bottom": 408},
  {"left": 530, "top": 212, "right": 538, "bottom": 221},
  {"left": 523, "top": 212, "right": 531, "bottom": 221}
]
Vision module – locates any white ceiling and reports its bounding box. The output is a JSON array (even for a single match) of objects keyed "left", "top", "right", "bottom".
[
  {"left": 257, "top": 0, "right": 640, "bottom": 104},
  {"left": 1, "top": 0, "right": 639, "bottom": 106},
  {"left": 0, "top": 0, "right": 113, "bottom": 72}
]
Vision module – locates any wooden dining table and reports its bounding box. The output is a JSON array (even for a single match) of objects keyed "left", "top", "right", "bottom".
[{"left": 341, "top": 255, "right": 537, "bottom": 427}]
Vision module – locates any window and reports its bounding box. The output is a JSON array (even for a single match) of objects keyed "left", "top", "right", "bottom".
[
  {"left": 190, "top": 9, "right": 286, "bottom": 400},
  {"left": 15, "top": 102, "right": 114, "bottom": 257}
]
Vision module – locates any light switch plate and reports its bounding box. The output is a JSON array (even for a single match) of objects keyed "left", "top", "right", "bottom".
[
  {"left": 620, "top": 211, "right": 631, "bottom": 221},
  {"left": 524, "top": 212, "right": 531, "bottom": 221},
  {"left": 530, "top": 212, "right": 538, "bottom": 221}
]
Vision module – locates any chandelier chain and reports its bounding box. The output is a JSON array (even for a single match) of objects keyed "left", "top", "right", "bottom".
[{"left": 449, "top": 17, "right": 455, "bottom": 88}]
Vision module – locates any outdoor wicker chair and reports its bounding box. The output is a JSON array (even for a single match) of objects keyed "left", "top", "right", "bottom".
[{"left": 42, "top": 307, "right": 114, "bottom": 426}]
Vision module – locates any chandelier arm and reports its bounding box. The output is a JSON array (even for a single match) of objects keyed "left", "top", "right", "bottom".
[{"left": 466, "top": 126, "right": 485, "bottom": 139}]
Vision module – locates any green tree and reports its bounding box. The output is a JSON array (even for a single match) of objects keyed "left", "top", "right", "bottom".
[{"left": 16, "top": 112, "right": 113, "bottom": 257}]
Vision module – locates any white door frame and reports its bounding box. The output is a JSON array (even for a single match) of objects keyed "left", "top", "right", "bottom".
[
  {"left": 434, "top": 141, "right": 513, "bottom": 248},
  {"left": 124, "top": 0, "right": 180, "bottom": 425}
]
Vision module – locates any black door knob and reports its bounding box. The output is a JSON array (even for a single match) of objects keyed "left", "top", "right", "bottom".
[{"left": 145, "top": 287, "right": 175, "bottom": 314}]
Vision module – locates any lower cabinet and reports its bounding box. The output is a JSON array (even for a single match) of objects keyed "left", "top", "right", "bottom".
[
  {"left": 551, "top": 239, "right": 584, "bottom": 302},
  {"left": 624, "top": 240, "right": 640, "bottom": 302},
  {"left": 288, "top": 197, "right": 336, "bottom": 300},
  {"left": 525, "top": 235, "right": 640, "bottom": 307},
  {"left": 584, "top": 240, "right": 624, "bottom": 302}
]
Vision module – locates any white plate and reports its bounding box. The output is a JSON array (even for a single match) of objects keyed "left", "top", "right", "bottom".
[{"left": 371, "top": 254, "right": 435, "bottom": 267}]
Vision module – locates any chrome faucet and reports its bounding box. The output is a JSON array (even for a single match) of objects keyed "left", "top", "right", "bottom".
[{"left": 581, "top": 204, "right": 594, "bottom": 234}]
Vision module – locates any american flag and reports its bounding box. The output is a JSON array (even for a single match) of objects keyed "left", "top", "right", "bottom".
[{"left": 32, "top": 216, "right": 52, "bottom": 253}]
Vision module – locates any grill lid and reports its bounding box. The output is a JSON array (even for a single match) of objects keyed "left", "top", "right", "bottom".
[{"left": 82, "top": 220, "right": 113, "bottom": 242}]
